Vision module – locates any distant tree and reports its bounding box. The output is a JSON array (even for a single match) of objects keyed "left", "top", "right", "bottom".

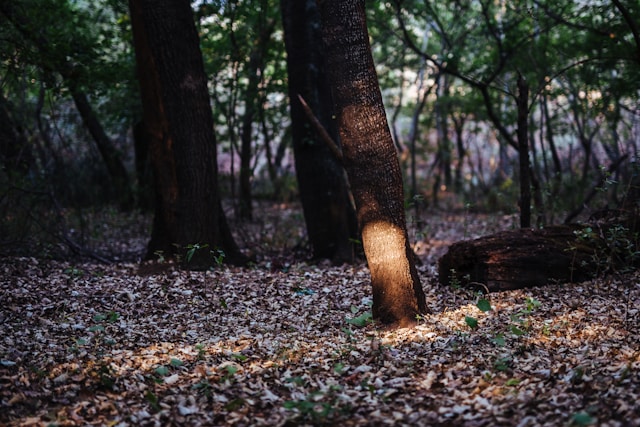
[
  {"left": 318, "top": 0, "right": 427, "bottom": 326},
  {"left": 281, "top": 0, "right": 358, "bottom": 263},
  {"left": 128, "top": 0, "right": 245, "bottom": 268},
  {"left": 0, "top": 0, "right": 134, "bottom": 209}
]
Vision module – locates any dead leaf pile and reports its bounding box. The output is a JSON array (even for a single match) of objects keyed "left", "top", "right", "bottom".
[{"left": 1, "top": 210, "right": 639, "bottom": 426}]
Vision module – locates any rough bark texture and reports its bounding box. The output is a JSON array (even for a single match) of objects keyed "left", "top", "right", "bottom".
[
  {"left": 319, "top": 0, "right": 427, "bottom": 326},
  {"left": 281, "top": 0, "right": 358, "bottom": 263},
  {"left": 129, "top": 0, "right": 244, "bottom": 268},
  {"left": 439, "top": 209, "right": 640, "bottom": 291}
]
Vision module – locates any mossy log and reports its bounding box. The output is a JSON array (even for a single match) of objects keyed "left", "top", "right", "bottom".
[{"left": 438, "top": 212, "right": 640, "bottom": 292}]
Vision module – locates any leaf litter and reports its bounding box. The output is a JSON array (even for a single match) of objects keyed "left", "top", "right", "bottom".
[{"left": 0, "top": 207, "right": 639, "bottom": 426}]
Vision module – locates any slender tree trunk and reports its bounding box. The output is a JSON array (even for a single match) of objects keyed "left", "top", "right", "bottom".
[
  {"left": 129, "top": 0, "right": 245, "bottom": 268},
  {"left": 238, "top": 16, "right": 275, "bottom": 220},
  {"left": 281, "top": 0, "right": 358, "bottom": 263},
  {"left": 319, "top": 0, "right": 427, "bottom": 326},
  {"left": 517, "top": 74, "right": 531, "bottom": 228},
  {"left": 70, "top": 89, "right": 134, "bottom": 210},
  {"left": 451, "top": 113, "right": 467, "bottom": 194}
]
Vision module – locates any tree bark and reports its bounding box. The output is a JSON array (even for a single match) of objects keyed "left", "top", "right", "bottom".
[
  {"left": 129, "top": 0, "right": 245, "bottom": 268},
  {"left": 281, "top": 0, "right": 358, "bottom": 263},
  {"left": 517, "top": 74, "right": 531, "bottom": 228},
  {"left": 439, "top": 208, "right": 640, "bottom": 292},
  {"left": 318, "top": 0, "right": 427, "bottom": 326}
]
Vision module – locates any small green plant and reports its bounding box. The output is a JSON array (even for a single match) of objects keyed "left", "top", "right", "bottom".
[
  {"left": 493, "top": 356, "right": 511, "bottom": 372},
  {"left": 283, "top": 386, "right": 347, "bottom": 423},
  {"left": 145, "top": 390, "right": 161, "bottom": 412},
  {"left": 449, "top": 269, "right": 461, "bottom": 289},
  {"left": 195, "top": 343, "right": 206, "bottom": 360},
  {"left": 465, "top": 316, "right": 479, "bottom": 329},
  {"left": 192, "top": 379, "right": 213, "bottom": 397},
  {"left": 211, "top": 248, "right": 226, "bottom": 265},
  {"left": 346, "top": 305, "right": 373, "bottom": 327},
  {"left": 185, "top": 243, "right": 208, "bottom": 263},
  {"left": 477, "top": 297, "right": 492, "bottom": 313},
  {"left": 154, "top": 250, "right": 166, "bottom": 263}
]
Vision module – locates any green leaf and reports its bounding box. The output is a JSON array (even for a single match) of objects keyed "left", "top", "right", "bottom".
[
  {"left": 465, "top": 316, "right": 478, "bottom": 329},
  {"left": 145, "top": 390, "right": 160, "bottom": 411},
  {"left": 88, "top": 325, "right": 105, "bottom": 332},
  {"left": 510, "top": 325, "right": 526, "bottom": 336},
  {"left": 492, "top": 334, "right": 506, "bottom": 347},
  {"left": 169, "top": 358, "right": 183, "bottom": 367},
  {"left": 346, "top": 311, "right": 373, "bottom": 327},
  {"left": 155, "top": 366, "right": 170, "bottom": 376},
  {"left": 571, "top": 412, "right": 595, "bottom": 426},
  {"left": 231, "top": 353, "right": 248, "bottom": 362},
  {"left": 224, "top": 365, "right": 239, "bottom": 376},
  {"left": 505, "top": 378, "right": 520, "bottom": 386},
  {"left": 477, "top": 299, "right": 492, "bottom": 312}
]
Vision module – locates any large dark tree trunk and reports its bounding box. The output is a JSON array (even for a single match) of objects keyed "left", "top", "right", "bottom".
[
  {"left": 129, "top": 0, "right": 245, "bottom": 269},
  {"left": 281, "top": 0, "right": 358, "bottom": 263},
  {"left": 318, "top": 0, "right": 427, "bottom": 326}
]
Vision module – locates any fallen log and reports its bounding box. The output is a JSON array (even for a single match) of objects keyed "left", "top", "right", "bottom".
[{"left": 438, "top": 210, "right": 640, "bottom": 292}]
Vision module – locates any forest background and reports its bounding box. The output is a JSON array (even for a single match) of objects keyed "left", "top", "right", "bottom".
[
  {"left": 1, "top": 1, "right": 640, "bottom": 426},
  {"left": 1, "top": 0, "right": 639, "bottom": 261}
]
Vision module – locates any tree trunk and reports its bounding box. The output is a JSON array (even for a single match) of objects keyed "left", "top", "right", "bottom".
[
  {"left": 129, "top": 0, "right": 245, "bottom": 268},
  {"left": 281, "top": 0, "right": 358, "bottom": 263},
  {"left": 319, "top": 0, "right": 427, "bottom": 326},
  {"left": 0, "top": 96, "right": 33, "bottom": 177},
  {"left": 238, "top": 14, "right": 276, "bottom": 221},
  {"left": 70, "top": 89, "right": 134, "bottom": 210},
  {"left": 439, "top": 208, "right": 640, "bottom": 292},
  {"left": 517, "top": 74, "right": 531, "bottom": 228}
]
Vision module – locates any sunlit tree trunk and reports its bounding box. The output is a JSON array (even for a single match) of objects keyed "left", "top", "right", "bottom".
[
  {"left": 319, "top": 0, "right": 427, "bottom": 326},
  {"left": 281, "top": 0, "right": 358, "bottom": 263},
  {"left": 129, "top": 0, "right": 245, "bottom": 268}
]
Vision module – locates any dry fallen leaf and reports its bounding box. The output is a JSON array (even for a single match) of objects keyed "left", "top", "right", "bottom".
[{"left": 0, "top": 207, "right": 639, "bottom": 426}]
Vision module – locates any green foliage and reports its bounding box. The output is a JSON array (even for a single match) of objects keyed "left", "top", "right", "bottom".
[
  {"left": 477, "top": 298, "right": 492, "bottom": 313},
  {"left": 346, "top": 305, "right": 373, "bottom": 327},
  {"left": 572, "top": 223, "right": 640, "bottom": 275},
  {"left": 571, "top": 412, "right": 595, "bottom": 426},
  {"left": 283, "top": 385, "right": 349, "bottom": 424},
  {"left": 465, "top": 316, "right": 479, "bottom": 329}
]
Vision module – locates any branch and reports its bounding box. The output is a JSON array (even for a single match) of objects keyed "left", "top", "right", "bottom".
[
  {"left": 611, "top": 0, "right": 640, "bottom": 64},
  {"left": 564, "top": 154, "right": 630, "bottom": 224},
  {"left": 296, "top": 94, "right": 343, "bottom": 162}
]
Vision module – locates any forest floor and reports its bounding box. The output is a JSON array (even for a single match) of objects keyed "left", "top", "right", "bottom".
[{"left": 1, "top": 203, "right": 639, "bottom": 426}]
